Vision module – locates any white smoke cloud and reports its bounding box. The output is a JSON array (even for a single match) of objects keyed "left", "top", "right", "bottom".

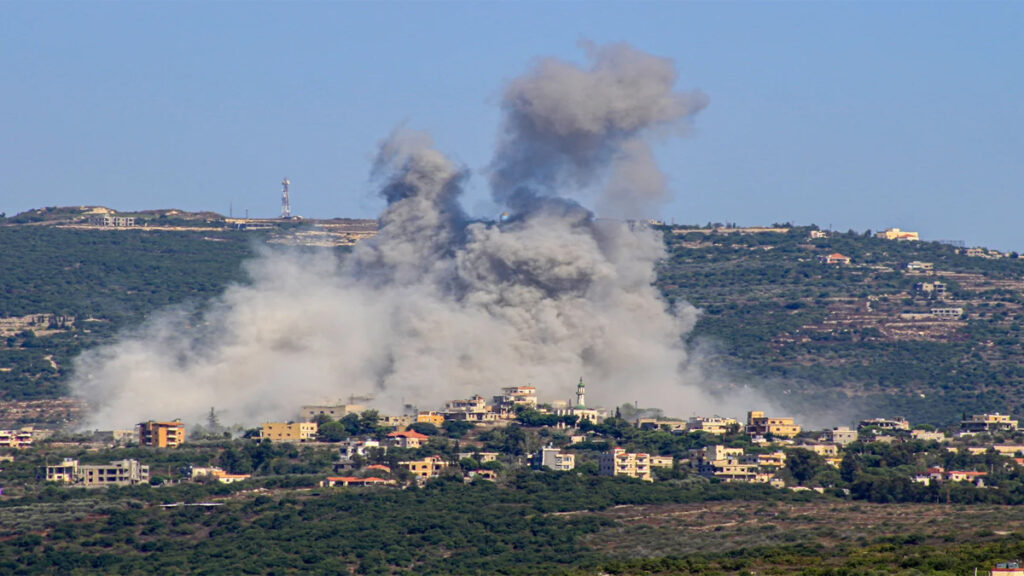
[{"left": 71, "top": 43, "right": 780, "bottom": 430}]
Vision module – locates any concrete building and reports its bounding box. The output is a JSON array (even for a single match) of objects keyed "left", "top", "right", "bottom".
[
  {"left": 535, "top": 446, "right": 575, "bottom": 471},
  {"left": 492, "top": 386, "right": 538, "bottom": 412},
  {"left": 300, "top": 398, "right": 371, "bottom": 421},
  {"left": 876, "top": 228, "right": 920, "bottom": 241},
  {"left": 858, "top": 418, "right": 910, "bottom": 432},
  {"left": 398, "top": 455, "right": 448, "bottom": 479},
  {"left": 258, "top": 421, "right": 318, "bottom": 442},
  {"left": 687, "top": 416, "right": 740, "bottom": 435},
  {"left": 88, "top": 215, "right": 136, "bottom": 227},
  {"left": 444, "top": 395, "right": 501, "bottom": 422},
  {"left": 914, "top": 281, "right": 947, "bottom": 298},
  {"left": 138, "top": 420, "right": 186, "bottom": 448},
  {"left": 910, "top": 430, "right": 947, "bottom": 442},
  {"left": 649, "top": 455, "right": 674, "bottom": 469},
  {"left": 379, "top": 415, "right": 414, "bottom": 430},
  {"left": 46, "top": 458, "right": 150, "bottom": 487},
  {"left": 0, "top": 428, "right": 34, "bottom": 449},
  {"left": 931, "top": 307, "right": 964, "bottom": 319},
  {"left": 961, "top": 413, "right": 1019, "bottom": 433},
  {"left": 339, "top": 439, "right": 385, "bottom": 460},
  {"left": 188, "top": 466, "right": 251, "bottom": 484},
  {"left": 905, "top": 261, "right": 934, "bottom": 272},
  {"left": 636, "top": 419, "right": 688, "bottom": 432},
  {"left": 457, "top": 451, "right": 499, "bottom": 464},
  {"left": 746, "top": 411, "right": 801, "bottom": 438},
  {"left": 599, "top": 448, "right": 653, "bottom": 481},
  {"left": 824, "top": 426, "right": 858, "bottom": 446}
]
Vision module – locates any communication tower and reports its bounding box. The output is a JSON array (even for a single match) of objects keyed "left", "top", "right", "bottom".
[{"left": 280, "top": 178, "right": 292, "bottom": 219}]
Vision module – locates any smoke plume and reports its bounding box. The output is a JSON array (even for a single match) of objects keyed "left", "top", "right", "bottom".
[{"left": 72, "top": 43, "right": 770, "bottom": 430}]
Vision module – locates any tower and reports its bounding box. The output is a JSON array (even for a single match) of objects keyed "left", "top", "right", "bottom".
[
  {"left": 280, "top": 178, "right": 291, "bottom": 219},
  {"left": 576, "top": 377, "right": 586, "bottom": 408}
]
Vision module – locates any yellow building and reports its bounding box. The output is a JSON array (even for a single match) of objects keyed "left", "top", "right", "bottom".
[
  {"left": 687, "top": 416, "right": 740, "bottom": 435},
  {"left": 599, "top": 448, "right": 653, "bottom": 481},
  {"left": 138, "top": 420, "right": 186, "bottom": 448},
  {"left": 876, "top": 228, "right": 920, "bottom": 241},
  {"left": 746, "top": 411, "right": 801, "bottom": 438},
  {"left": 416, "top": 412, "right": 445, "bottom": 426},
  {"left": 399, "top": 455, "right": 448, "bottom": 479},
  {"left": 259, "top": 421, "right": 318, "bottom": 442}
]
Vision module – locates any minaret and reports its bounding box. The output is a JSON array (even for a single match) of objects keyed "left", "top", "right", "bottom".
[{"left": 576, "top": 377, "right": 586, "bottom": 408}]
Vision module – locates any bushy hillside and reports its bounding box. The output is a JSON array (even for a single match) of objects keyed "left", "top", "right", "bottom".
[{"left": 659, "top": 225, "right": 1024, "bottom": 424}]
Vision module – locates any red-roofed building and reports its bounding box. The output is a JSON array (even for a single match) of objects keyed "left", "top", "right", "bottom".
[
  {"left": 818, "top": 253, "right": 851, "bottom": 265},
  {"left": 366, "top": 464, "right": 391, "bottom": 474},
  {"left": 387, "top": 430, "right": 429, "bottom": 449}
]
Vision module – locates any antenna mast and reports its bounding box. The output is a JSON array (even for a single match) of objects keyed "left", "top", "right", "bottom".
[{"left": 280, "top": 178, "right": 291, "bottom": 219}]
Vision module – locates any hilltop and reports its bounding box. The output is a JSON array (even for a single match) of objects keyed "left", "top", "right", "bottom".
[{"left": 1, "top": 211, "right": 1023, "bottom": 426}]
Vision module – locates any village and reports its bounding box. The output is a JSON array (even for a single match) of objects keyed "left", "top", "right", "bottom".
[{"left": 2, "top": 376, "right": 1023, "bottom": 498}]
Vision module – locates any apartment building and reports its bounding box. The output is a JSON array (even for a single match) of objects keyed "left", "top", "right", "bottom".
[
  {"left": 492, "top": 386, "right": 538, "bottom": 411},
  {"left": 599, "top": 448, "right": 653, "bottom": 481},
  {"left": 0, "top": 428, "right": 34, "bottom": 449},
  {"left": 138, "top": 420, "right": 186, "bottom": 448},
  {"left": 46, "top": 458, "right": 149, "bottom": 487},
  {"left": 536, "top": 446, "right": 575, "bottom": 471},
  {"left": 258, "top": 421, "right": 318, "bottom": 442},
  {"left": 746, "top": 411, "right": 801, "bottom": 438}
]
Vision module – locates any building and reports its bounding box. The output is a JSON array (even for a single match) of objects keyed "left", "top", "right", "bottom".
[
  {"left": 808, "top": 230, "right": 829, "bottom": 240},
  {"left": 636, "top": 418, "right": 688, "bottom": 432},
  {"left": 46, "top": 458, "right": 150, "bottom": 487},
  {"left": 876, "top": 228, "right": 919, "bottom": 241},
  {"left": 858, "top": 418, "right": 910, "bottom": 432},
  {"left": 961, "top": 413, "right": 1019, "bottom": 433},
  {"left": 138, "top": 420, "right": 186, "bottom": 448},
  {"left": 398, "top": 455, "right": 448, "bottom": 479},
  {"left": 914, "top": 281, "right": 947, "bottom": 298},
  {"left": 910, "top": 429, "right": 947, "bottom": 442},
  {"left": 300, "top": 397, "right": 371, "bottom": 421},
  {"left": 258, "top": 421, "right": 318, "bottom": 442},
  {"left": 492, "top": 386, "right": 538, "bottom": 411},
  {"left": 320, "top": 476, "right": 394, "bottom": 488},
  {"left": 387, "top": 430, "right": 429, "bottom": 449},
  {"left": 379, "top": 415, "right": 414, "bottom": 430},
  {"left": 649, "top": 455, "right": 674, "bottom": 469},
  {"left": 931, "top": 307, "right": 964, "bottom": 319},
  {"left": 0, "top": 428, "right": 34, "bottom": 449},
  {"left": 189, "top": 467, "right": 251, "bottom": 484},
  {"left": 817, "top": 252, "right": 851, "bottom": 265},
  {"left": 746, "top": 411, "right": 801, "bottom": 438},
  {"left": 416, "top": 412, "right": 445, "bottom": 427},
  {"left": 905, "top": 261, "right": 934, "bottom": 272},
  {"left": 91, "top": 429, "right": 137, "bottom": 446},
  {"left": 339, "top": 439, "right": 385, "bottom": 460},
  {"left": 599, "top": 448, "right": 653, "bottom": 481},
  {"left": 687, "top": 416, "right": 740, "bottom": 435},
  {"left": 88, "top": 215, "right": 136, "bottom": 227},
  {"left": 555, "top": 378, "right": 607, "bottom": 425},
  {"left": 698, "top": 447, "right": 758, "bottom": 482},
  {"left": 457, "top": 451, "right": 499, "bottom": 464},
  {"left": 824, "top": 426, "right": 858, "bottom": 446},
  {"left": 535, "top": 446, "right": 575, "bottom": 471},
  {"left": 444, "top": 395, "right": 501, "bottom": 422}
]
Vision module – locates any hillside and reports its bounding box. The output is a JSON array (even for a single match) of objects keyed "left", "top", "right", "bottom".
[{"left": 1, "top": 210, "right": 1023, "bottom": 426}]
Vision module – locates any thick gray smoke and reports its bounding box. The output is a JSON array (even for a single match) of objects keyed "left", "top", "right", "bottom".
[
  {"left": 491, "top": 41, "right": 708, "bottom": 219},
  {"left": 72, "top": 43, "right": 774, "bottom": 430}
]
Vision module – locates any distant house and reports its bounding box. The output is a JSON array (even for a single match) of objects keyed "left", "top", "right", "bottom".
[
  {"left": 46, "top": 458, "right": 149, "bottom": 487},
  {"left": 258, "top": 421, "right": 318, "bottom": 442},
  {"left": 808, "top": 230, "right": 829, "bottom": 240},
  {"left": 398, "top": 455, "right": 448, "bottom": 479},
  {"left": 387, "top": 430, "right": 429, "bottom": 449},
  {"left": 905, "top": 261, "right": 934, "bottom": 272},
  {"left": 817, "top": 253, "right": 851, "bottom": 265},
  {"left": 746, "top": 411, "right": 801, "bottom": 438},
  {"left": 320, "top": 476, "right": 394, "bottom": 488},
  {"left": 961, "top": 413, "right": 1019, "bottom": 433},
  {"left": 138, "top": 420, "right": 185, "bottom": 448},
  {"left": 858, "top": 418, "right": 910, "bottom": 432},
  {"left": 876, "top": 228, "right": 919, "bottom": 241}
]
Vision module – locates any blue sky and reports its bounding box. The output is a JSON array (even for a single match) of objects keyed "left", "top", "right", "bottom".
[{"left": 2, "top": 2, "right": 1022, "bottom": 250}]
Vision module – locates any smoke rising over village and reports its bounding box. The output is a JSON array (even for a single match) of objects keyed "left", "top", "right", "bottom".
[{"left": 72, "top": 43, "right": 774, "bottom": 429}]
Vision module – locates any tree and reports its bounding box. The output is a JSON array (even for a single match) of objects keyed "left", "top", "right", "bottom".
[
  {"left": 318, "top": 421, "right": 349, "bottom": 442},
  {"left": 786, "top": 448, "right": 827, "bottom": 485},
  {"left": 410, "top": 422, "right": 439, "bottom": 436}
]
